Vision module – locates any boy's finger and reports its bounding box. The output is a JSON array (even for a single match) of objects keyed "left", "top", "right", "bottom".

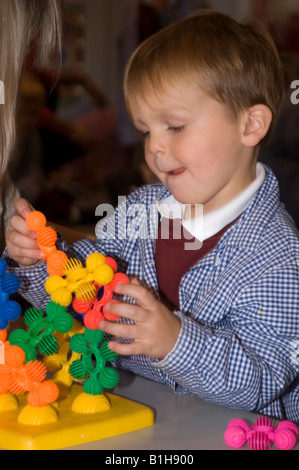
[
  {"left": 107, "top": 341, "right": 139, "bottom": 356},
  {"left": 99, "top": 319, "right": 137, "bottom": 340},
  {"left": 9, "top": 213, "right": 36, "bottom": 238},
  {"left": 104, "top": 301, "right": 141, "bottom": 321},
  {"left": 114, "top": 282, "right": 155, "bottom": 307},
  {"left": 17, "top": 256, "right": 41, "bottom": 267},
  {"left": 7, "top": 240, "right": 44, "bottom": 261},
  {"left": 8, "top": 230, "right": 39, "bottom": 250},
  {"left": 14, "top": 198, "right": 35, "bottom": 219},
  {"left": 6, "top": 224, "right": 43, "bottom": 259}
]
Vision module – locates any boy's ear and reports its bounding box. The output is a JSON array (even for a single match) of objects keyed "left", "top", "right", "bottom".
[{"left": 241, "top": 105, "right": 273, "bottom": 147}]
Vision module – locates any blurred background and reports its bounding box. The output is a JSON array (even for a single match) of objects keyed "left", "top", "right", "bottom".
[{"left": 9, "top": 0, "right": 299, "bottom": 234}]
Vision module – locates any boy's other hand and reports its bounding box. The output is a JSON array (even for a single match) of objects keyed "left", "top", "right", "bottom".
[
  {"left": 6, "top": 198, "right": 45, "bottom": 267},
  {"left": 99, "top": 278, "right": 181, "bottom": 360}
]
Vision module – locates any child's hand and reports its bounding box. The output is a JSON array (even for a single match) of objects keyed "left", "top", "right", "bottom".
[
  {"left": 100, "top": 279, "right": 181, "bottom": 360},
  {"left": 6, "top": 198, "right": 44, "bottom": 267}
]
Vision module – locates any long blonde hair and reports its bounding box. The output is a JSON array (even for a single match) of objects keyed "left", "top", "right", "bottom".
[{"left": 0, "top": 0, "right": 62, "bottom": 177}]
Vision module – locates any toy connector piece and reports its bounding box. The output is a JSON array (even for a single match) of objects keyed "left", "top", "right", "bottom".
[
  {"left": 224, "top": 416, "right": 298, "bottom": 450},
  {"left": 274, "top": 421, "right": 299, "bottom": 450},
  {"left": 224, "top": 418, "right": 249, "bottom": 449},
  {"left": 43, "top": 320, "right": 85, "bottom": 398},
  {"left": 26, "top": 211, "right": 68, "bottom": 276},
  {"left": 69, "top": 328, "right": 119, "bottom": 396},
  {"left": 45, "top": 252, "right": 120, "bottom": 307},
  {"left": 9, "top": 301, "right": 74, "bottom": 362},
  {"left": 0, "top": 340, "right": 59, "bottom": 408},
  {"left": 248, "top": 416, "right": 273, "bottom": 450},
  {"left": 0, "top": 328, "right": 7, "bottom": 342},
  {"left": 0, "top": 258, "right": 22, "bottom": 330},
  {"left": 72, "top": 271, "right": 130, "bottom": 330},
  {"left": 71, "top": 391, "right": 111, "bottom": 414}
]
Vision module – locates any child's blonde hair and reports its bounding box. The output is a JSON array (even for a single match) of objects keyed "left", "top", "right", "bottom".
[
  {"left": 124, "top": 10, "right": 285, "bottom": 141},
  {"left": 0, "top": 0, "right": 61, "bottom": 177}
]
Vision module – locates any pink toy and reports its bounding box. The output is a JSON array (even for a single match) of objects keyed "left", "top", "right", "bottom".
[{"left": 224, "top": 416, "right": 298, "bottom": 450}]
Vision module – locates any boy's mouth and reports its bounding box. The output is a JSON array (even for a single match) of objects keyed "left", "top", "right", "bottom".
[{"left": 167, "top": 168, "right": 186, "bottom": 176}]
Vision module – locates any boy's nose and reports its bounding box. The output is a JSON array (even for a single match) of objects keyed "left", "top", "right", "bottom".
[{"left": 148, "top": 133, "right": 167, "bottom": 158}]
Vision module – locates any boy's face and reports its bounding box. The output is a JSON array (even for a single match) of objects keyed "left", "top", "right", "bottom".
[{"left": 129, "top": 83, "right": 257, "bottom": 214}]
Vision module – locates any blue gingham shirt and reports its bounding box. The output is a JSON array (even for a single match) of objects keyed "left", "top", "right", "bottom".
[{"left": 5, "top": 164, "right": 299, "bottom": 422}]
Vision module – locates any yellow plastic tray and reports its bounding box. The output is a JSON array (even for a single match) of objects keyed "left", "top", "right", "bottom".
[{"left": 0, "top": 385, "right": 154, "bottom": 450}]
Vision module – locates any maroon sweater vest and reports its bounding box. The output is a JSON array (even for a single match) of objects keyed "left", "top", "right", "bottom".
[{"left": 155, "top": 217, "right": 236, "bottom": 309}]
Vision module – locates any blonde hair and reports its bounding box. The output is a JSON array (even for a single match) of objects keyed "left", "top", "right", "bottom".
[
  {"left": 124, "top": 10, "right": 285, "bottom": 140},
  {"left": 0, "top": 0, "right": 61, "bottom": 178}
]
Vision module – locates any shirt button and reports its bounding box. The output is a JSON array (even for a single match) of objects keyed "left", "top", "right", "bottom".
[{"left": 214, "top": 253, "right": 221, "bottom": 266}]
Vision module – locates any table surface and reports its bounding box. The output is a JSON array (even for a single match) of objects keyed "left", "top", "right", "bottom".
[{"left": 63, "top": 369, "right": 299, "bottom": 451}]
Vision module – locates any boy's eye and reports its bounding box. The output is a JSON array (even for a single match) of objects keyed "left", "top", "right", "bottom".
[
  {"left": 139, "top": 131, "right": 149, "bottom": 139},
  {"left": 168, "top": 126, "right": 185, "bottom": 133},
  {"left": 138, "top": 126, "right": 184, "bottom": 140}
]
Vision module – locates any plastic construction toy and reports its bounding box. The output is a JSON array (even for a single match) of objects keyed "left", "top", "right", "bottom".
[
  {"left": 26, "top": 211, "right": 68, "bottom": 277},
  {"left": 69, "top": 328, "right": 119, "bottom": 397},
  {"left": 72, "top": 271, "right": 130, "bottom": 329},
  {"left": 9, "top": 301, "right": 74, "bottom": 362},
  {"left": 0, "top": 329, "right": 6, "bottom": 342},
  {"left": 224, "top": 417, "right": 298, "bottom": 450},
  {"left": 0, "top": 218, "right": 155, "bottom": 449},
  {"left": 45, "top": 253, "right": 118, "bottom": 307},
  {"left": 43, "top": 320, "right": 85, "bottom": 398},
  {"left": 0, "top": 258, "right": 22, "bottom": 330},
  {"left": 0, "top": 329, "right": 59, "bottom": 424}
]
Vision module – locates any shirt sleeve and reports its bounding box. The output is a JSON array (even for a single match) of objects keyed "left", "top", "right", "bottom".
[
  {"left": 152, "top": 261, "right": 299, "bottom": 414},
  {"left": 2, "top": 189, "right": 141, "bottom": 310}
]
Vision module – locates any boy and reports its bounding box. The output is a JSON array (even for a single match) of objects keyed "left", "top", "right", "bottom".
[{"left": 5, "top": 11, "right": 299, "bottom": 422}]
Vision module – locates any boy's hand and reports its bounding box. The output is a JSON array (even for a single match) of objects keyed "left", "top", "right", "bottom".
[
  {"left": 99, "top": 279, "right": 181, "bottom": 360},
  {"left": 6, "top": 198, "right": 44, "bottom": 266}
]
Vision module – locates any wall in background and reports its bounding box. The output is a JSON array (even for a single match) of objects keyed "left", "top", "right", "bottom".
[
  {"left": 63, "top": 0, "right": 299, "bottom": 104},
  {"left": 209, "top": 0, "right": 251, "bottom": 20},
  {"left": 63, "top": 0, "right": 122, "bottom": 105}
]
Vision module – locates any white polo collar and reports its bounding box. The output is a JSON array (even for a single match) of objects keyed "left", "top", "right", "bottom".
[{"left": 157, "top": 163, "right": 266, "bottom": 241}]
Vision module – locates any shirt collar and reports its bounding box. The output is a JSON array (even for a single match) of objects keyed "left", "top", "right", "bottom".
[{"left": 156, "top": 163, "right": 266, "bottom": 241}]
